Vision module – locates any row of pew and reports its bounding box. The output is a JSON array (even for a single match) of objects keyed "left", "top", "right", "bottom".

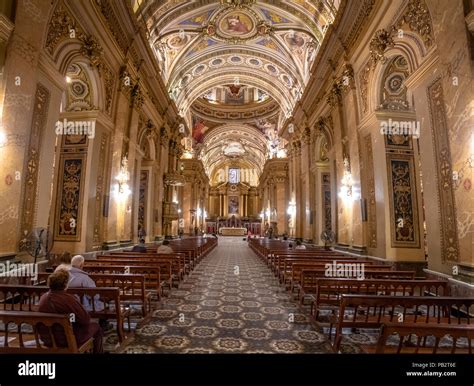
[
  {"left": 0, "top": 237, "right": 217, "bottom": 353},
  {"left": 249, "top": 238, "right": 474, "bottom": 354}
]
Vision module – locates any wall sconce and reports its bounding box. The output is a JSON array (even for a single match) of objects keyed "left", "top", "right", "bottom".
[
  {"left": 338, "top": 157, "right": 353, "bottom": 200},
  {"left": 0, "top": 131, "right": 6, "bottom": 147},
  {"left": 196, "top": 208, "right": 202, "bottom": 218},
  {"left": 115, "top": 156, "right": 131, "bottom": 197},
  {"left": 259, "top": 211, "right": 264, "bottom": 219},
  {"left": 287, "top": 202, "right": 296, "bottom": 216}
]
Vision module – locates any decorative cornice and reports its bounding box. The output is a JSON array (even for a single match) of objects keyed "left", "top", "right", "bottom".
[{"left": 369, "top": 28, "right": 394, "bottom": 66}]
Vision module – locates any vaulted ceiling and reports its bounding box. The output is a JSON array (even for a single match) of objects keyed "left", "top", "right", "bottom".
[{"left": 135, "top": 0, "right": 341, "bottom": 182}]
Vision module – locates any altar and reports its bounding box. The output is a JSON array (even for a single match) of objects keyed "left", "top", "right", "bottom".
[{"left": 219, "top": 227, "right": 247, "bottom": 236}]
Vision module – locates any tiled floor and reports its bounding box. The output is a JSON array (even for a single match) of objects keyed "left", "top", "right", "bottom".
[{"left": 118, "top": 237, "right": 333, "bottom": 353}]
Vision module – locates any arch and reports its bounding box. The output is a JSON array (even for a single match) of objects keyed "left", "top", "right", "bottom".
[
  {"left": 175, "top": 70, "right": 294, "bottom": 117},
  {"left": 367, "top": 29, "right": 432, "bottom": 115}
]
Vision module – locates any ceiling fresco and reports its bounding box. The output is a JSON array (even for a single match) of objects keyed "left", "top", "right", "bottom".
[{"left": 135, "top": 0, "right": 340, "bottom": 182}]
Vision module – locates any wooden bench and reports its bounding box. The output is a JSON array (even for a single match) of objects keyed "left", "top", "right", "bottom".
[
  {"left": 0, "top": 310, "right": 93, "bottom": 353},
  {"left": 298, "top": 270, "right": 417, "bottom": 305},
  {"left": 82, "top": 265, "right": 162, "bottom": 299},
  {"left": 0, "top": 285, "right": 125, "bottom": 343},
  {"left": 0, "top": 285, "right": 46, "bottom": 311},
  {"left": 88, "top": 258, "right": 174, "bottom": 290},
  {"left": 66, "top": 287, "right": 125, "bottom": 342},
  {"left": 310, "top": 279, "right": 449, "bottom": 322},
  {"left": 37, "top": 272, "right": 149, "bottom": 318},
  {"left": 332, "top": 295, "right": 474, "bottom": 352},
  {"left": 373, "top": 323, "right": 474, "bottom": 354},
  {"left": 280, "top": 260, "right": 389, "bottom": 289},
  {"left": 101, "top": 253, "right": 185, "bottom": 280}
]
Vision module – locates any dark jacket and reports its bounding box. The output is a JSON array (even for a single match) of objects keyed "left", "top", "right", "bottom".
[{"left": 131, "top": 245, "right": 147, "bottom": 253}]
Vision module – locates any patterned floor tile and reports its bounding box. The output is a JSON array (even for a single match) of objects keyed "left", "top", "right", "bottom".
[{"left": 117, "top": 237, "right": 336, "bottom": 353}]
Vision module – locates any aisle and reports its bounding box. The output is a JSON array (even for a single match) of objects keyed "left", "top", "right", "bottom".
[{"left": 119, "top": 237, "right": 332, "bottom": 353}]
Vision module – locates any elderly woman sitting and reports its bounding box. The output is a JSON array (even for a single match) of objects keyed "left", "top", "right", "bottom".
[{"left": 38, "top": 269, "right": 104, "bottom": 353}]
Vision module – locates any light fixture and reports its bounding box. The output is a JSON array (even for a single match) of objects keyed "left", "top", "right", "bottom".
[
  {"left": 65, "top": 76, "right": 72, "bottom": 83},
  {"left": 116, "top": 156, "right": 131, "bottom": 197},
  {"left": 338, "top": 157, "right": 353, "bottom": 200},
  {"left": 178, "top": 209, "right": 182, "bottom": 214},
  {"left": 259, "top": 212, "right": 264, "bottom": 219},
  {"left": 287, "top": 202, "right": 296, "bottom": 216},
  {"left": 0, "top": 131, "right": 6, "bottom": 147},
  {"left": 196, "top": 208, "right": 202, "bottom": 218}
]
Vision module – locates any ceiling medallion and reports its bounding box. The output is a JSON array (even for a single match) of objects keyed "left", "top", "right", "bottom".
[{"left": 206, "top": 6, "right": 272, "bottom": 43}]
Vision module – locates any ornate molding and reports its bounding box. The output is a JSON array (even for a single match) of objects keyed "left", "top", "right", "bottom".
[
  {"left": 395, "top": 0, "right": 434, "bottom": 49},
  {"left": 45, "top": 2, "right": 85, "bottom": 55},
  {"left": 80, "top": 34, "right": 104, "bottom": 68},
  {"left": 20, "top": 84, "right": 50, "bottom": 238},
  {"left": 427, "top": 78, "right": 460, "bottom": 262},
  {"left": 94, "top": 0, "right": 130, "bottom": 54},
  {"left": 369, "top": 29, "right": 394, "bottom": 66},
  {"left": 326, "top": 80, "right": 343, "bottom": 107}
]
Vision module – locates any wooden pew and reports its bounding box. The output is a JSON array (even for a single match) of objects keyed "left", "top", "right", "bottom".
[
  {"left": 64, "top": 287, "right": 125, "bottom": 342},
  {"left": 88, "top": 258, "right": 174, "bottom": 290},
  {"left": 0, "top": 285, "right": 46, "bottom": 311},
  {"left": 0, "top": 310, "right": 94, "bottom": 353},
  {"left": 332, "top": 295, "right": 474, "bottom": 352},
  {"left": 101, "top": 253, "right": 185, "bottom": 282},
  {"left": 280, "top": 260, "right": 389, "bottom": 288},
  {"left": 298, "top": 270, "right": 417, "bottom": 305},
  {"left": 37, "top": 272, "right": 149, "bottom": 318},
  {"left": 373, "top": 323, "right": 474, "bottom": 354},
  {"left": 310, "top": 279, "right": 449, "bottom": 322},
  {"left": 0, "top": 285, "right": 125, "bottom": 343},
  {"left": 82, "top": 265, "right": 162, "bottom": 299}
]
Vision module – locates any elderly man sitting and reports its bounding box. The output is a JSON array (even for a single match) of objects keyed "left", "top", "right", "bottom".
[
  {"left": 68, "top": 255, "right": 105, "bottom": 315},
  {"left": 69, "top": 255, "right": 96, "bottom": 288}
]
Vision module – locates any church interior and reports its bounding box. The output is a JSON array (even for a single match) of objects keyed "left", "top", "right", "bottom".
[{"left": 0, "top": 0, "right": 473, "bottom": 360}]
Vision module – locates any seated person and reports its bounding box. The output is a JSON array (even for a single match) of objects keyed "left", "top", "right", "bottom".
[
  {"left": 157, "top": 240, "right": 174, "bottom": 254},
  {"left": 131, "top": 239, "right": 147, "bottom": 253},
  {"left": 295, "top": 240, "right": 306, "bottom": 250},
  {"left": 38, "top": 269, "right": 103, "bottom": 353},
  {"left": 68, "top": 255, "right": 104, "bottom": 313},
  {"left": 54, "top": 251, "right": 72, "bottom": 272},
  {"left": 69, "top": 255, "right": 96, "bottom": 288},
  {"left": 288, "top": 243, "right": 293, "bottom": 249}
]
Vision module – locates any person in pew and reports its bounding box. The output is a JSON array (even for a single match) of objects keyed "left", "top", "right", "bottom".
[
  {"left": 55, "top": 251, "right": 72, "bottom": 272},
  {"left": 295, "top": 240, "right": 306, "bottom": 250},
  {"left": 131, "top": 239, "right": 147, "bottom": 253},
  {"left": 157, "top": 240, "right": 174, "bottom": 254},
  {"left": 68, "top": 256, "right": 106, "bottom": 315},
  {"left": 38, "top": 269, "right": 104, "bottom": 353}
]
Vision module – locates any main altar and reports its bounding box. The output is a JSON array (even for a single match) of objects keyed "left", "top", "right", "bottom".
[{"left": 219, "top": 227, "right": 247, "bottom": 236}]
